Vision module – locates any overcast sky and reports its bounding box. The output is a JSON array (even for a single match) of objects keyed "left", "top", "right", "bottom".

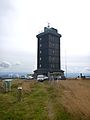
[{"left": 0, "top": 0, "right": 90, "bottom": 74}]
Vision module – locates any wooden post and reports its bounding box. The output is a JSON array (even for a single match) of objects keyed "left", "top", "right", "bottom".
[{"left": 17, "top": 87, "right": 22, "bottom": 102}]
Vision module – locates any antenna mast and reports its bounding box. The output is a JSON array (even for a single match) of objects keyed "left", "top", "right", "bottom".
[
  {"left": 47, "top": 22, "right": 50, "bottom": 28},
  {"left": 65, "top": 50, "right": 67, "bottom": 78}
]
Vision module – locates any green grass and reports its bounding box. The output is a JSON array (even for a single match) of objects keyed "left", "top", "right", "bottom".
[{"left": 0, "top": 80, "right": 88, "bottom": 120}]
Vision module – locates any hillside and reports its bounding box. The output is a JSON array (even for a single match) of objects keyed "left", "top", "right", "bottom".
[{"left": 0, "top": 79, "right": 90, "bottom": 120}]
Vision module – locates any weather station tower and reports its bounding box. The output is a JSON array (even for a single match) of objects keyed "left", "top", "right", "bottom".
[{"left": 34, "top": 24, "right": 65, "bottom": 79}]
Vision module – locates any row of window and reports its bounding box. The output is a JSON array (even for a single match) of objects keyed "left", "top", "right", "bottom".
[
  {"left": 40, "top": 43, "right": 58, "bottom": 47},
  {"left": 39, "top": 38, "right": 59, "bottom": 49},
  {"left": 39, "top": 49, "right": 59, "bottom": 55},
  {"left": 39, "top": 57, "right": 59, "bottom": 62},
  {"left": 49, "top": 49, "right": 59, "bottom": 56},
  {"left": 49, "top": 56, "right": 59, "bottom": 63},
  {"left": 49, "top": 42, "right": 59, "bottom": 49},
  {"left": 39, "top": 36, "right": 59, "bottom": 43},
  {"left": 49, "top": 35, "right": 59, "bottom": 43},
  {"left": 39, "top": 63, "right": 59, "bottom": 69},
  {"left": 39, "top": 41, "right": 59, "bottom": 48},
  {"left": 50, "top": 64, "right": 59, "bottom": 69}
]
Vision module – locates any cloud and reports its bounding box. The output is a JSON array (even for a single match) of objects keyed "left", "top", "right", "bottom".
[
  {"left": 85, "top": 67, "right": 90, "bottom": 71},
  {"left": 86, "top": 69, "right": 90, "bottom": 71},
  {"left": 0, "top": 0, "right": 14, "bottom": 14},
  {"left": 0, "top": 61, "right": 11, "bottom": 68},
  {"left": 15, "top": 62, "right": 21, "bottom": 66}
]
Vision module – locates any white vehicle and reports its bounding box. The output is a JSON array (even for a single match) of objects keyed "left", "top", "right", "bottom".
[
  {"left": 27, "top": 76, "right": 33, "bottom": 80},
  {"left": 44, "top": 76, "right": 48, "bottom": 80},
  {"left": 37, "top": 75, "right": 45, "bottom": 82}
]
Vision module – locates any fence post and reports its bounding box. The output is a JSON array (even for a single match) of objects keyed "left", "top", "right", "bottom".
[{"left": 17, "top": 87, "right": 22, "bottom": 102}]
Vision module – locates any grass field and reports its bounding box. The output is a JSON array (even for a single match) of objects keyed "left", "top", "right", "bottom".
[{"left": 0, "top": 79, "right": 90, "bottom": 120}]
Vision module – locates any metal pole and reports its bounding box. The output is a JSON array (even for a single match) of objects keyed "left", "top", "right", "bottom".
[{"left": 65, "top": 50, "right": 67, "bottom": 78}]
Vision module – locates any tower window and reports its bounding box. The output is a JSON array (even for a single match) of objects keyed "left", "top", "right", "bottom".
[
  {"left": 40, "top": 44, "right": 42, "bottom": 47},
  {"left": 40, "top": 50, "right": 42, "bottom": 54},
  {"left": 40, "top": 38, "right": 42, "bottom": 40},
  {"left": 53, "top": 50, "right": 55, "bottom": 54},
  {"left": 40, "top": 64, "right": 42, "bottom": 68},
  {"left": 40, "top": 57, "right": 42, "bottom": 61}
]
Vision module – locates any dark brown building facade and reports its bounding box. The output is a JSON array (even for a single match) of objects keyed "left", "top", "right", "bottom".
[{"left": 34, "top": 26, "right": 64, "bottom": 79}]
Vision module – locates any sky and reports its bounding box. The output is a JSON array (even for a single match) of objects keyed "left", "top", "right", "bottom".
[{"left": 0, "top": 0, "right": 90, "bottom": 74}]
